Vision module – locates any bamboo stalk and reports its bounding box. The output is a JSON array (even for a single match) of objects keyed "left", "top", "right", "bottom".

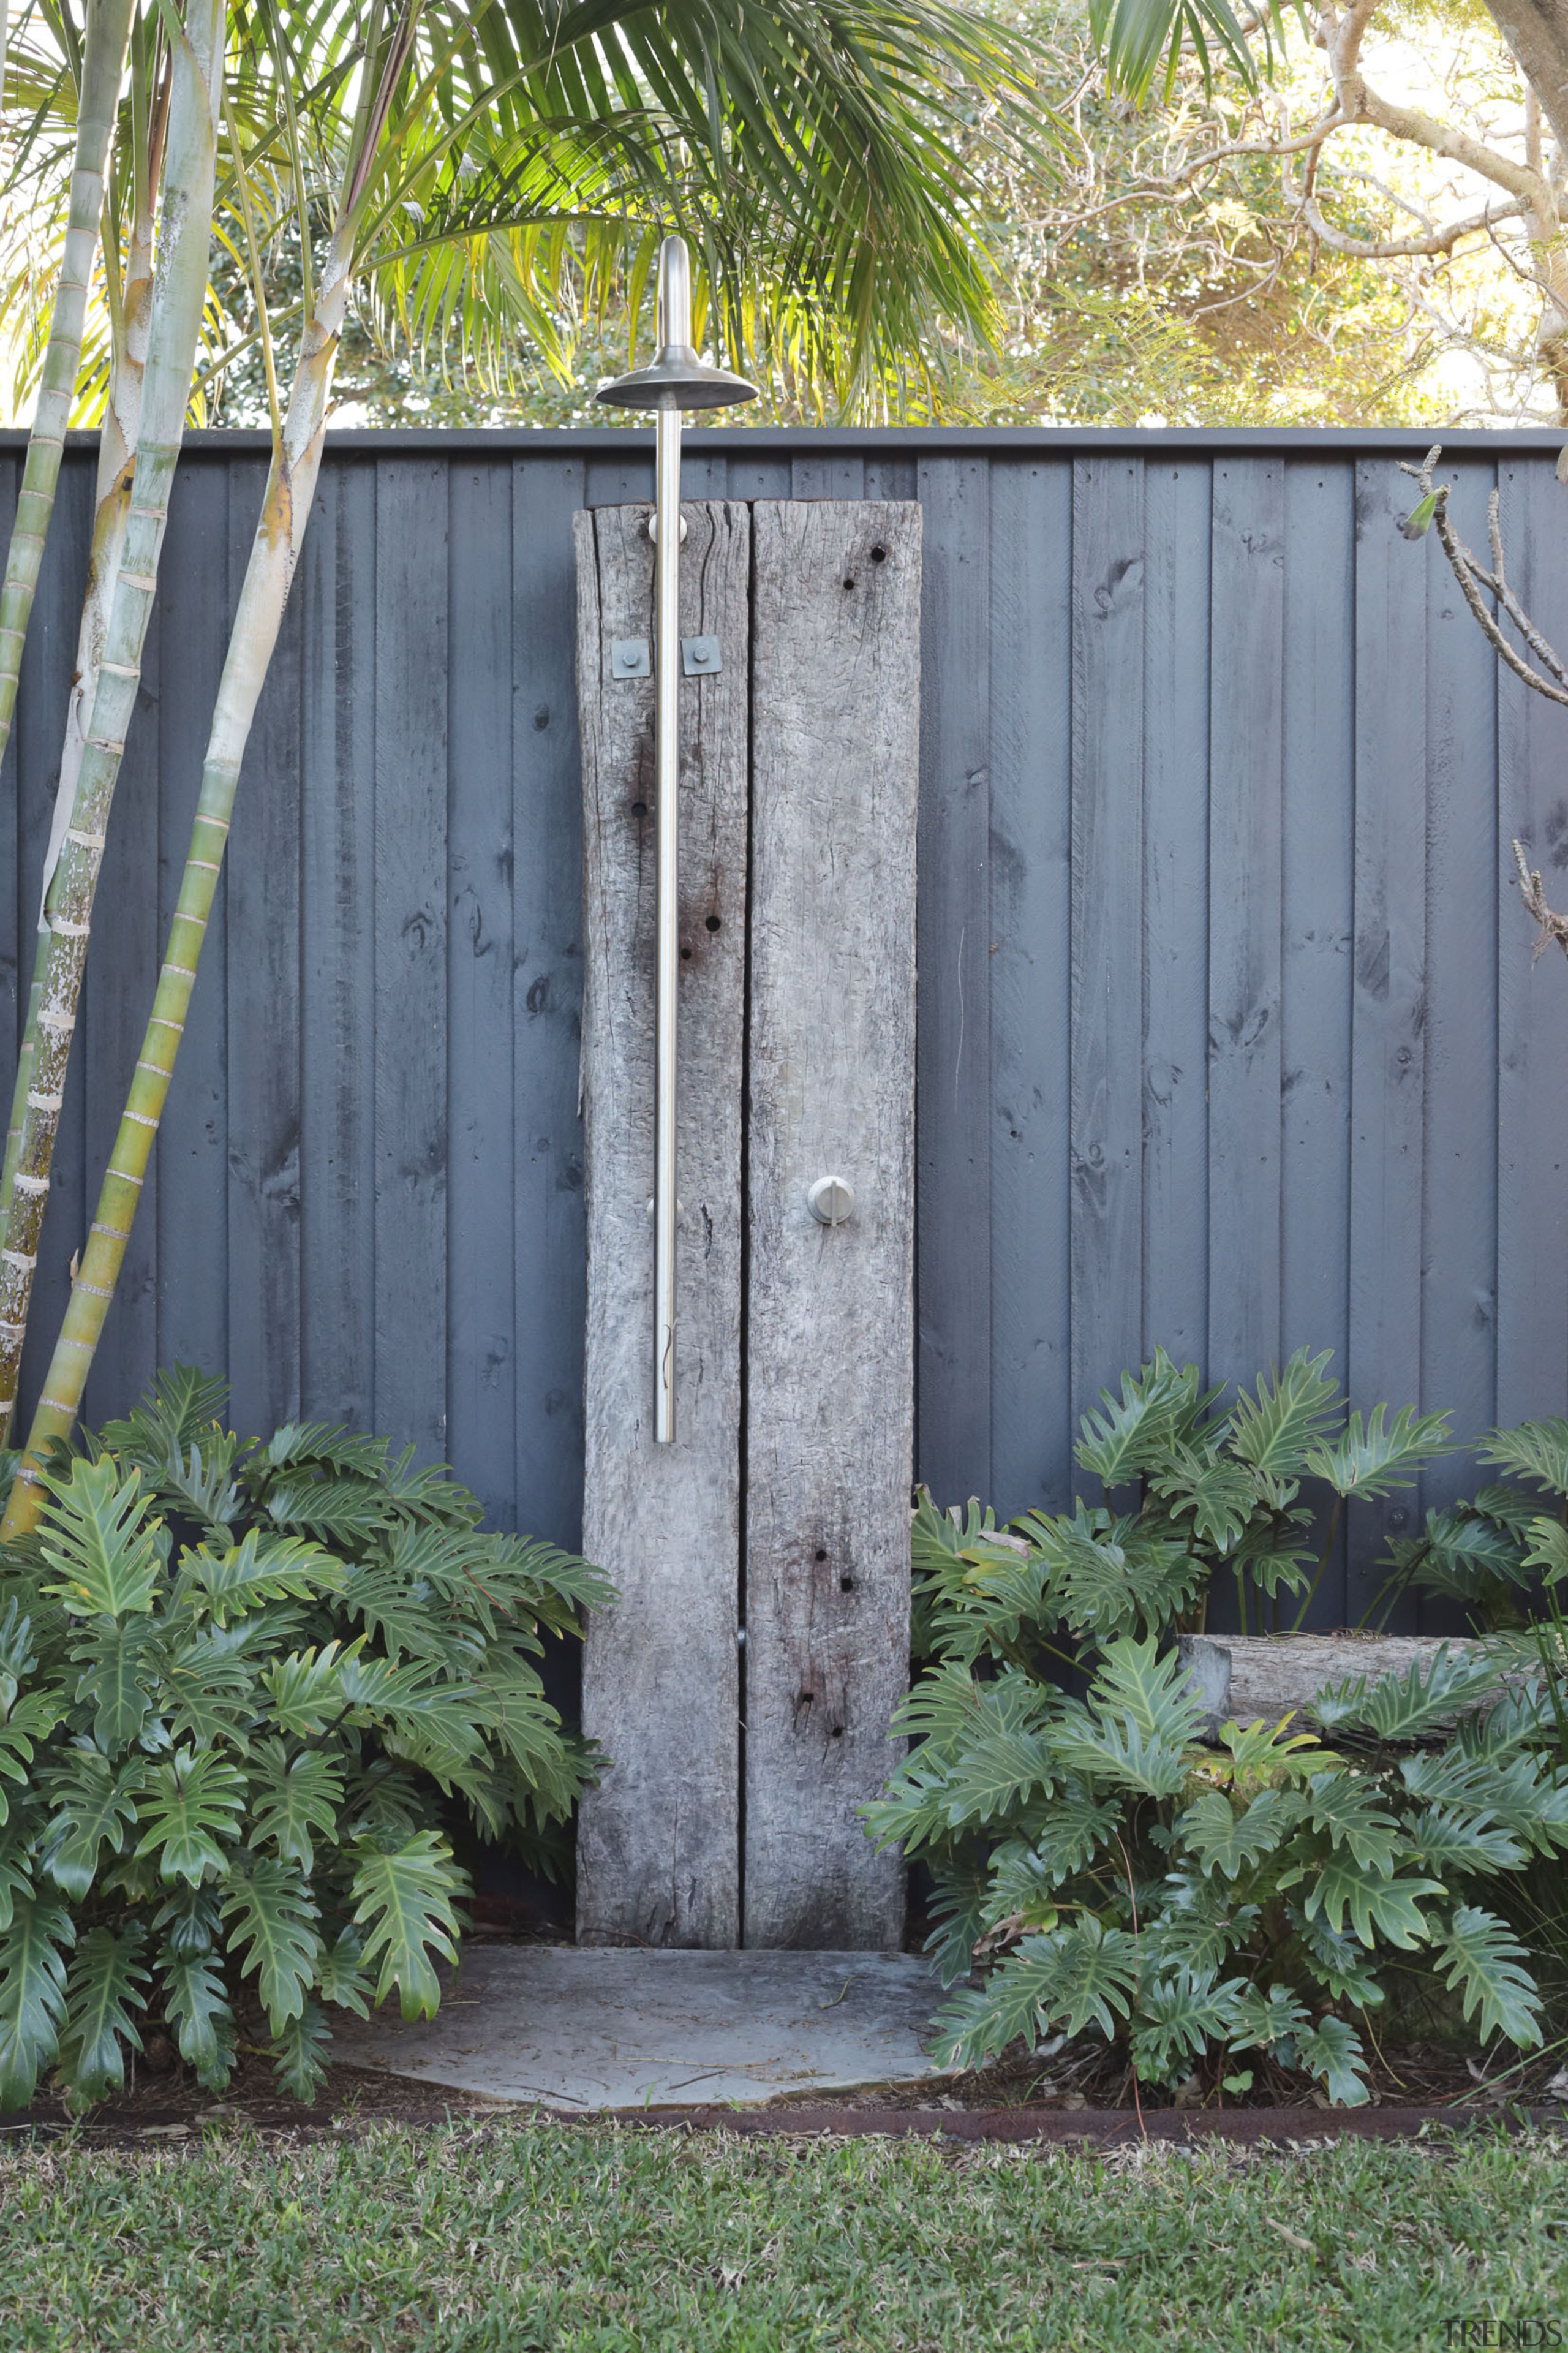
[
  {"left": 0, "top": 101, "right": 162, "bottom": 1296},
  {"left": 4, "top": 216, "right": 357, "bottom": 1532},
  {"left": 0, "top": 0, "right": 137, "bottom": 771},
  {"left": 0, "top": 0, "right": 225, "bottom": 1461}
]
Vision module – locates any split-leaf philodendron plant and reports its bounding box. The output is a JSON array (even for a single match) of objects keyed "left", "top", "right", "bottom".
[
  {"left": 0, "top": 1368, "right": 609, "bottom": 2109},
  {"left": 865, "top": 1350, "right": 1568, "bottom": 2104}
]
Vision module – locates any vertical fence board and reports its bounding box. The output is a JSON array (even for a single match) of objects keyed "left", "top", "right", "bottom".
[
  {"left": 1497, "top": 455, "right": 1568, "bottom": 1433},
  {"left": 575, "top": 500, "right": 750, "bottom": 1947},
  {"left": 300, "top": 459, "right": 377, "bottom": 1431},
  {"left": 512, "top": 458, "right": 589, "bottom": 1547},
  {"left": 989, "top": 458, "right": 1074, "bottom": 1517},
  {"left": 1070, "top": 456, "right": 1144, "bottom": 1419},
  {"left": 154, "top": 458, "right": 230, "bottom": 1384},
  {"left": 0, "top": 455, "right": 18, "bottom": 1070},
  {"left": 1207, "top": 459, "right": 1284, "bottom": 1397},
  {"left": 916, "top": 456, "right": 991, "bottom": 1503},
  {"left": 1281, "top": 459, "right": 1357, "bottom": 1622},
  {"left": 1421, "top": 458, "right": 1501, "bottom": 1562},
  {"left": 744, "top": 500, "right": 920, "bottom": 1948},
  {"left": 1142, "top": 458, "right": 1212, "bottom": 1377},
  {"left": 373, "top": 458, "right": 448, "bottom": 1457},
  {"left": 1348, "top": 458, "right": 1430, "bottom": 1613},
  {"left": 225, "top": 461, "right": 302, "bottom": 1438},
  {"left": 446, "top": 460, "right": 515, "bottom": 1524},
  {"left": 790, "top": 456, "right": 865, "bottom": 500}
]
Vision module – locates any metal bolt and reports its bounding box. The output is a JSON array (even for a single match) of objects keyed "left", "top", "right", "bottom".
[
  {"left": 646, "top": 1197, "right": 685, "bottom": 1225},
  {"left": 646, "top": 511, "right": 689, "bottom": 545},
  {"left": 807, "top": 1174, "right": 856, "bottom": 1226}
]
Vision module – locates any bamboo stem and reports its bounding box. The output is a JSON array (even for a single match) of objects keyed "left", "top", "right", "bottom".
[
  {"left": 0, "top": 0, "right": 137, "bottom": 772},
  {"left": 0, "top": 137, "right": 159, "bottom": 1340},
  {"left": 5, "top": 221, "right": 356, "bottom": 1533},
  {"left": 0, "top": 0, "right": 225, "bottom": 1467}
]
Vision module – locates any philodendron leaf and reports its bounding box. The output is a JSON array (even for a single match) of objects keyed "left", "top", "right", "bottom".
[
  {"left": 1306, "top": 1404, "right": 1452, "bottom": 1500},
  {"left": 1179, "top": 1785, "right": 1302, "bottom": 1879},
  {"left": 222, "top": 1862, "right": 322, "bottom": 2034},
  {"left": 247, "top": 1740, "right": 344, "bottom": 1875},
  {"left": 1074, "top": 1350, "right": 1205, "bottom": 1486},
  {"left": 1295, "top": 2015, "right": 1368, "bottom": 2106},
  {"left": 134, "top": 1748, "right": 246, "bottom": 1885},
  {"left": 937, "top": 1918, "right": 1140, "bottom": 2064},
  {"left": 314, "top": 1927, "right": 374, "bottom": 2018},
  {"left": 0, "top": 1688, "right": 63, "bottom": 1823},
  {"left": 1314, "top": 1647, "right": 1501, "bottom": 1742},
  {"left": 184, "top": 1527, "right": 345, "bottom": 1626},
  {"left": 1292, "top": 1859, "right": 1439, "bottom": 1949},
  {"left": 350, "top": 1830, "right": 463, "bottom": 2020},
  {"left": 69, "top": 1616, "right": 157, "bottom": 1753},
  {"left": 159, "top": 1949, "right": 234, "bottom": 2091},
  {"left": 42, "top": 1747, "right": 143, "bottom": 1900},
  {"left": 39, "top": 1456, "right": 163, "bottom": 1618},
  {"left": 1227, "top": 1349, "right": 1342, "bottom": 1477},
  {"left": 1433, "top": 1906, "right": 1543, "bottom": 2049},
  {"left": 271, "top": 2000, "right": 331, "bottom": 2102},
  {"left": 1479, "top": 1418, "right": 1568, "bottom": 1498},
  {"left": 58, "top": 1923, "right": 148, "bottom": 2102},
  {"left": 0, "top": 1896, "right": 74, "bottom": 2110}
]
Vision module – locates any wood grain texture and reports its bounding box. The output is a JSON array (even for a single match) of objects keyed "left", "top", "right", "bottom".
[
  {"left": 1280, "top": 459, "right": 1355, "bottom": 1625},
  {"left": 1141, "top": 458, "right": 1212, "bottom": 1378},
  {"left": 299, "top": 457, "right": 376, "bottom": 1432},
  {"left": 373, "top": 458, "right": 448, "bottom": 1460},
  {"left": 575, "top": 499, "right": 750, "bottom": 1948},
  {"left": 1206, "top": 458, "right": 1284, "bottom": 1392},
  {"left": 1070, "top": 458, "right": 1144, "bottom": 1421},
  {"left": 1348, "top": 459, "right": 1429, "bottom": 1614},
  {"left": 743, "top": 499, "right": 921, "bottom": 1950},
  {"left": 914, "top": 456, "right": 991, "bottom": 1506},
  {"left": 989, "top": 459, "right": 1072, "bottom": 1520}
]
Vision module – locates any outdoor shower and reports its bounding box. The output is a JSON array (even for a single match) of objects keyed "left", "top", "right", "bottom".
[{"left": 594, "top": 234, "right": 756, "bottom": 1443}]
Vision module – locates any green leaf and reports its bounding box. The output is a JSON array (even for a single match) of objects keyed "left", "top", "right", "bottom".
[
  {"left": 1306, "top": 1404, "right": 1452, "bottom": 1500},
  {"left": 99, "top": 1365, "right": 229, "bottom": 1465},
  {"left": 1389, "top": 1506, "right": 1532, "bottom": 1603},
  {"left": 58, "top": 1924, "right": 148, "bottom": 2102},
  {"left": 69, "top": 1615, "right": 157, "bottom": 1752},
  {"left": 0, "top": 1824, "right": 32, "bottom": 1933},
  {"left": 1074, "top": 1350, "right": 1211, "bottom": 1487},
  {"left": 1218, "top": 1717, "right": 1324, "bottom": 1777},
  {"left": 0, "top": 1686, "right": 63, "bottom": 1822},
  {"left": 222, "top": 1862, "right": 322, "bottom": 2034},
  {"left": 135, "top": 1748, "right": 247, "bottom": 1884},
  {"left": 261, "top": 1641, "right": 354, "bottom": 1737},
  {"left": 38, "top": 1456, "right": 162, "bottom": 1618},
  {"left": 1398, "top": 489, "right": 1440, "bottom": 542},
  {"left": 1021, "top": 1507, "right": 1202, "bottom": 1642},
  {"left": 1432, "top": 1906, "right": 1542, "bottom": 2049},
  {"left": 350, "top": 1830, "right": 463, "bottom": 2020},
  {"left": 1313, "top": 1646, "right": 1501, "bottom": 1742},
  {"left": 1406, "top": 1805, "right": 1526, "bottom": 1878},
  {"left": 1479, "top": 1419, "right": 1568, "bottom": 1497},
  {"left": 1092, "top": 0, "right": 1284, "bottom": 100},
  {"left": 938, "top": 1918, "right": 1139, "bottom": 2064},
  {"left": 1297, "top": 2016, "right": 1369, "bottom": 2106},
  {"left": 0, "top": 1598, "right": 36, "bottom": 1716},
  {"left": 271, "top": 2000, "right": 331, "bottom": 2102},
  {"left": 0, "top": 1896, "right": 73, "bottom": 2110},
  {"left": 248, "top": 1740, "right": 344, "bottom": 1875},
  {"left": 1179, "top": 1785, "right": 1302, "bottom": 1878},
  {"left": 1009, "top": 1782, "right": 1123, "bottom": 1891},
  {"left": 1129, "top": 1968, "right": 1246, "bottom": 2085},
  {"left": 263, "top": 1476, "right": 393, "bottom": 1548},
  {"left": 1302, "top": 1772, "right": 1403, "bottom": 1871},
  {"left": 1091, "top": 1631, "right": 1208, "bottom": 1747},
  {"left": 159, "top": 1948, "right": 234, "bottom": 2091},
  {"left": 1521, "top": 1518, "right": 1568, "bottom": 1587},
  {"left": 1293, "top": 1859, "right": 1438, "bottom": 1949},
  {"left": 153, "top": 1885, "right": 222, "bottom": 1958},
  {"left": 1289, "top": 1908, "right": 1387, "bottom": 2006},
  {"left": 184, "top": 1527, "right": 345, "bottom": 1626},
  {"left": 1147, "top": 1448, "right": 1259, "bottom": 1554},
  {"left": 1227, "top": 1981, "right": 1312, "bottom": 2057},
  {"left": 1227, "top": 1350, "right": 1342, "bottom": 1478},
  {"left": 41, "top": 1747, "right": 143, "bottom": 1899},
  {"left": 314, "top": 1927, "right": 374, "bottom": 2019}
]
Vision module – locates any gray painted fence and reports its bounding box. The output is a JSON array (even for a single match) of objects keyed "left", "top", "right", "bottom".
[{"left": 4, "top": 424, "right": 1568, "bottom": 1626}]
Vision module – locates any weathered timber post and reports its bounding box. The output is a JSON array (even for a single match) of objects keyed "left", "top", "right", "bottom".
[
  {"left": 575, "top": 496, "right": 922, "bottom": 1949},
  {"left": 575, "top": 500, "right": 750, "bottom": 1947},
  {"left": 743, "top": 502, "right": 921, "bottom": 1946}
]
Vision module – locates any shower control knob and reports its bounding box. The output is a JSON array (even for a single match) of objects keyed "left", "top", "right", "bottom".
[{"left": 807, "top": 1175, "right": 855, "bottom": 1227}]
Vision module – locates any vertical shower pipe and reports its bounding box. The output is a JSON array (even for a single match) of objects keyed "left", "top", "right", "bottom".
[
  {"left": 651, "top": 243, "right": 685, "bottom": 1441},
  {"left": 594, "top": 232, "right": 755, "bottom": 1441}
]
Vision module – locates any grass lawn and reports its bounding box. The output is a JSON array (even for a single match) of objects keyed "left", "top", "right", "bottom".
[{"left": 2, "top": 2119, "right": 1566, "bottom": 2351}]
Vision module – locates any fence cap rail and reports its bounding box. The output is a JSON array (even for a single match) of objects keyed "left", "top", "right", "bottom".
[{"left": 7, "top": 423, "right": 1568, "bottom": 458}]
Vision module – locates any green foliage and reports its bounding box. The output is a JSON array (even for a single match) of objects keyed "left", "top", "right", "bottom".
[
  {"left": 1379, "top": 1420, "right": 1568, "bottom": 1631},
  {"left": 0, "top": 1368, "right": 609, "bottom": 2109},
  {"left": 870, "top": 1354, "right": 1568, "bottom": 2106}
]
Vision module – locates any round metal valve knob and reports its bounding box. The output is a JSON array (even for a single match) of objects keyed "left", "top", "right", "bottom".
[{"left": 807, "top": 1174, "right": 856, "bottom": 1227}]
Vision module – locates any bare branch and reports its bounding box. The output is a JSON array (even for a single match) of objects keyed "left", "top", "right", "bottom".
[
  {"left": 1513, "top": 839, "right": 1568, "bottom": 962},
  {"left": 1302, "top": 191, "right": 1527, "bottom": 260}
]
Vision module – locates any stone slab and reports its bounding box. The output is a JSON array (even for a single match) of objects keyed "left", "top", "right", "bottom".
[{"left": 328, "top": 1946, "right": 954, "bottom": 2112}]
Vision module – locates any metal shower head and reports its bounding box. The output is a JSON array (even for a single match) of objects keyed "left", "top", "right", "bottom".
[{"left": 594, "top": 236, "right": 757, "bottom": 414}]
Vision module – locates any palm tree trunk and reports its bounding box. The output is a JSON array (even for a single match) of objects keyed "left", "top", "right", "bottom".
[
  {"left": 0, "top": 142, "right": 160, "bottom": 1297},
  {"left": 3, "top": 221, "right": 355, "bottom": 1531},
  {"left": 0, "top": 0, "right": 137, "bottom": 771},
  {"left": 0, "top": 0, "right": 224, "bottom": 1459}
]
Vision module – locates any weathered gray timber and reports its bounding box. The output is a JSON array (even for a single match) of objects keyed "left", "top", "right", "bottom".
[
  {"left": 7, "top": 426, "right": 1568, "bottom": 1639},
  {"left": 1178, "top": 1631, "right": 1504, "bottom": 1740},
  {"left": 575, "top": 501, "right": 750, "bottom": 1947},
  {"left": 743, "top": 501, "right": 921, "bottom": 1948}
]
